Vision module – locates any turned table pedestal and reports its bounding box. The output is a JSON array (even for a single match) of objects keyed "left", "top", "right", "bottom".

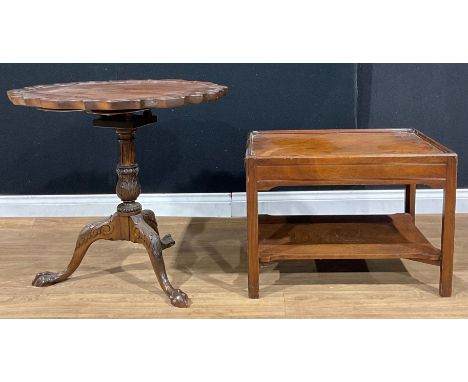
[{"left": 8, "top": 79, "right": 227, "bottom": 308}]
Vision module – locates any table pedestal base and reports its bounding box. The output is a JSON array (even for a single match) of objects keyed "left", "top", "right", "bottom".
[
  {"left": 32, "top": 210, "right": 190, "bottom": 308},
  {"left": 31, "top": 111, "right": 190, "bottom": 308}
]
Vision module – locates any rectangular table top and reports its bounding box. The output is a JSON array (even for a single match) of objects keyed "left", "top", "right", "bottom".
[{"left": 247, "top": 129, "right": 454, "bottom": 160}]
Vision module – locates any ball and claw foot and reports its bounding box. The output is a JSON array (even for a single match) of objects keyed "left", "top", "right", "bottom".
[
  {"left": 32, "top": 271, "right": 65, "bottom": 287},
  {"left": 169, "top": 288, "right": 191, "bottom": 308},
  {"left": 161, "top": 234, "right": 175, "bottom": 250}
]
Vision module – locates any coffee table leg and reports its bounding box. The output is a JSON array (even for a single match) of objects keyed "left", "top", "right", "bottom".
[
  {"left": 405, "top": 184, "right": 416, "bottom": 221},
  {"left": 439, "top": 157, "right": 457, "bottom": 297},
  {"left": 32, "top": 214, "right": 116, "bottom": 287},
  {"left": 130, "top": 214, "right": 190, "bottom": 308},
  {"left": 247, "top": 158, "right": 259, "bottom": 298}
]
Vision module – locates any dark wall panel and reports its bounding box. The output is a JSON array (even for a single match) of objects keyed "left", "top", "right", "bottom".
[
  {"left": 3, "top": 63, "right": 465, "bottom": 195},
  {"left": 358, "top": 63, "right": 467, "bottom": 187},
  {"left": 0, "top": 64, "right": 357, "bottom": 194}
]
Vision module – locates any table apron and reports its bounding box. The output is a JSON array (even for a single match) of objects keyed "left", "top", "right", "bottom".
[
  {"left": 254, "top": 163, "right": 448, "bottom": 190},
  {"left": 255, "top": 163, "right": 446, "bottom": 181}
]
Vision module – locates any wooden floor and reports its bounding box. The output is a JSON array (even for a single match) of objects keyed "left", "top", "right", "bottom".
[{"left": 1, "top": 214, "right": 467, "bottom": 318}]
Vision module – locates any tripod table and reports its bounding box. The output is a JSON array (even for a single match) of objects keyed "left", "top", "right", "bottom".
[{"left": 7, "top": 79, "right": 228, "bottom": 308}]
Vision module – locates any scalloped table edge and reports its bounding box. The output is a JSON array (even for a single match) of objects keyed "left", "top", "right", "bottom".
[{"left": 7, "top": 79, "right": 228, "bottom": 111}]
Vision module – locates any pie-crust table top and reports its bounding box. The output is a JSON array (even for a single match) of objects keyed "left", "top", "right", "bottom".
[{"left": 7, "top": 79, "right": 228, "bottom": 112}]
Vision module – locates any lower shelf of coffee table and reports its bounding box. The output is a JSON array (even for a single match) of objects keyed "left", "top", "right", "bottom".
[{"left": 258, "top": 213, "right": 441, "bottom": 264}]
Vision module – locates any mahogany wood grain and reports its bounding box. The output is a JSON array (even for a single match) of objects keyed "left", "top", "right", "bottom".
[
  {"left": 255, "top": 163, "right": 447, "bottom": 181},
  {"left": 257, "top": 214, "right": 441, "bottom": 263},
  {"left": 256, "top": 179, "right": 447, "bottom": 191},
  {"left": 440, "top": 156, "right": 457, "bottom": 296},
  {"left": 30, "top": 113, "right": 190, "bottom": 308},
  {"left": 248, "top": 129, "right": 452, "bottom": 158},
  {"left": 7, "top": 79, "right": 227, "bottom": 308},
  {"left": 246, "top": 157, "right": 259, "bottom": 298},
  {"left": 7, "top": 79, "right": 227, "bottom": 112},
  {"left": 246, "top": 129, "right": 457, "bottom": 298}
]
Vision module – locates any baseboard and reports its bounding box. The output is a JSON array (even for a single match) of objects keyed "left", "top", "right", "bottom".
[
  {"left": 0, "top": 193, "right": 231, "bottom": 217},
  {"left": 232, "top": 189, "right": 468, "bottom": 217},
  {"left": 0, "top": 189, "right": 467, "bottom": 217}
]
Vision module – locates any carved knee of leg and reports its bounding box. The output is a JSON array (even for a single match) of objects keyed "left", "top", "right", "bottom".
[
  {"left": 141, "top": 210, "right": 160, "bottom": 234},
  {"left": 76, "top": 216, "right": 114, "bottom": 248},
  {"left": 134, "top": 226, "right": 163, "bottom": 254}
]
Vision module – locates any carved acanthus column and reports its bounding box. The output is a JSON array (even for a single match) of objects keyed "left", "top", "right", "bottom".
[{"left": 116, "top": 127, "right": 141, "bottom": 215}]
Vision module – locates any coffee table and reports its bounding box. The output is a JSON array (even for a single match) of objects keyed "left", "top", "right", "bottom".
[
  {"left": 245, "top": 129, "right": 457, "bottom": 298},
  {"left": 7, "top": 79, "right": 227, "bottom": 308}
]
